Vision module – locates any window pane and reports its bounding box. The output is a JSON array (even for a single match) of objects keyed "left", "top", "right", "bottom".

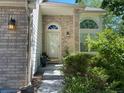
[
  {"left": 48, "top": 25, "right": 59, "bottom": 30},
  {"left": 80, "top": 33, "right": 97, "bottom": 52},
  {"left": 80, "top": 33, "right": 88, "bottom": 51},
  {"left": 80, "top": 19, "right": 98, "bottom": 29},
  {"left": 90, "top": 33, "right": 97, "bottom": 51}
]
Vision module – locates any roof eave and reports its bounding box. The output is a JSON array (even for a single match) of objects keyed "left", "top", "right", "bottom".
[
  {"left": 0, "top": 1, "right": 26, "bottom": 7},
  {"left": 40, "top": 2, "right": 81, "bottom": 8}
]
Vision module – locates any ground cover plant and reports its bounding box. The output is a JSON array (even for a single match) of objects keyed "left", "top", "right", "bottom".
[{"left": 63, "top": 29, "right": 124, "bottom": 93}]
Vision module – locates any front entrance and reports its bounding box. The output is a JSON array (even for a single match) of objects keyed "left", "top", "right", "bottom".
[
  {"left": 47, "top": 32, "right": 60, "bottom": 59},
  {"left": 46, "top": 23, "right": 60, "bottom": 59}
]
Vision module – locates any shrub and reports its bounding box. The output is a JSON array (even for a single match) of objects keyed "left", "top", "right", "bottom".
[
  {"left": 89, "top": 29, "right": 124, "bottom": 92},
  {"left": 63, "top": 53, "right": 115, "bottom": 93},
  {"left": 63, "top": 76, "right": 96, "bottom": 93},
  {"left": 63, "top": 75, "right": 116, "bottom": 93},
  {"left": 63, "top": 53, "right": 94, "bottom": 76},
  {"left": 63, "top": 29, "right": 124, "bottom": 93}
]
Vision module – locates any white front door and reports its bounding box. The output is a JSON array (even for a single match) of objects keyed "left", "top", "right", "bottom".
[{"left": 47, "top": 32, "right": 60, "bottom": 58}]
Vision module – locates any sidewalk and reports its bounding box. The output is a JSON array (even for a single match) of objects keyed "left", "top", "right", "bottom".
[{"left": 37, "top": 64, "right": 64, "bottom": 93}]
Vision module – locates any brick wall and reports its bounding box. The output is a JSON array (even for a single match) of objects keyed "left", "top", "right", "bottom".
[
  {"left": 0, "top": 8, "right": 28, "bottom": 88},
  {"left": 43, "top": 15, "right": 75, "bottom": 57},
  {"left": 74, "top": 9, "right": 80, "bottom": 52}
]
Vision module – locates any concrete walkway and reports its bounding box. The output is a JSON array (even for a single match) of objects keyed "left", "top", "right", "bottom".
[{"left": 37, "top": 64, "right": 64, "bottom": 93}]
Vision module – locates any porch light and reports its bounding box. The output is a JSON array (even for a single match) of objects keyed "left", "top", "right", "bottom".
[
  {"left": 66, "top": 32, "right": 70, "bottom": 37},
  {"left": 8, "top": 17, "right": 16, "bottom": 30}
]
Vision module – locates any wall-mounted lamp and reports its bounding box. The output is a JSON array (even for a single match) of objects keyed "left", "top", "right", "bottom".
[
  {"left": 66, "top": 32, "right": 70, "bottom": 37},
  {"left": 8, "top": 17, "right": 16, "bottom": 30}
]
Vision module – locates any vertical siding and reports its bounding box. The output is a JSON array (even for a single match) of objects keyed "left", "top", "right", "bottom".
[{"left": 31, "top": 4, "right": 42, "bottom": 76}]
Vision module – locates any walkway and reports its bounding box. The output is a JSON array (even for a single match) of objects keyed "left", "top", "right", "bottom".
[{"left": 37, "top": 64, "right": 64, "bottom": 93}]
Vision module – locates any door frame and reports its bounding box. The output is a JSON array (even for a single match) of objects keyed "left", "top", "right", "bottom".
[{"left": 45, "top": 23, "right": 61, "bottom": 60}]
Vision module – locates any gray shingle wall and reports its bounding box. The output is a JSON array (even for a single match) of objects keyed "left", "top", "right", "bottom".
[{"left": 0, "top": 7, "right": 28, "bottom": 88}]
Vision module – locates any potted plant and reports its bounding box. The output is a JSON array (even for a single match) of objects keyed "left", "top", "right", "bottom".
[{"left": 40, "top": 52, "right": 49, "bottom": 67}]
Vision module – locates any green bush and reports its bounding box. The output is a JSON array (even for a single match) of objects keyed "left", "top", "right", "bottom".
[
  {"left": 63, "top": 76, "right": 96, "bottom": 93},
  {"left": 63, "top": 75, "right": 116, "bottom": 93},
  {"left": 63, "top": 53, "right": 115, "bottom": 93},
  {"left": 63, "top": 29, "right": 124, "bottom": 93},
  {"left": 63, "top": 53, "right": 94, "bottom": 76},
  {"left": 89, "top": 29, "right": 124, "bottom": 92}
]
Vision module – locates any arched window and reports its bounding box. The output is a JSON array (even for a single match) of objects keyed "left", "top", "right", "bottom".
[
  {"left": 80, "top": 19, "right": 98, "bottom": 29},
  {"left": 48, "top": 24, "right": 59, "bottom": 30}
]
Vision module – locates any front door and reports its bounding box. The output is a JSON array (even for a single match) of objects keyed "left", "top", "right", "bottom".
[{"left": 47, "top": 32, "right": 60, "bottom": 59}]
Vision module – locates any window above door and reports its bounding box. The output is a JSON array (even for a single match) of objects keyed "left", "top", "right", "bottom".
[
  {"left": 47, "top": 23, "right": 60, "bottom": 31},
  {"left": 48, "top": 25, "right": 59, "bottom": 30}
]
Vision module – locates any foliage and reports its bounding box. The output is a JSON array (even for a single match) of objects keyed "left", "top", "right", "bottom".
[
  {"left": 89, "top": 29, "right": 124, "bottom": 92},
  {"left": 76, "top": 0, "right": 85, "bottom": 6},
  {"left": 63, "top": 46, "right": 70, "bottom": 57},
  {"left": 101, "top": 0, "right": 124, "bottom": 35},
  {"left": 76, "top": 0, "right": 103, "bottom": 8},
  {"left": 63, "top": 75, "right": 117, "bottom": 93},
  {"left": 64, "top": 76, "right": 101, "bottom": 93},
  {"left": 103, "top": 12, "right": 123, "bottom": 30},
  {"left": 63, "top": 29, "right": 124, "bottom": 93},
  {"left": 88, "top": 67, "right": 109, "bottom": 82},
  {"left": 63, "top": 53, "right": 116, "bottom": 93},
  {"left": 63, "top": 53, "right": 93, "bottom": 76},
  {"left": 117, "top": 21, "right": 124, "bottom": 35},
  {"left": 101, "top": 0, "right": 124, "bottom": 20}
]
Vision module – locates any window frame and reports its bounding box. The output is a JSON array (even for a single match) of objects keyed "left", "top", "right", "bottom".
[
  {"left": 80, "top": 19, "right": 99, "bottom": 29},
  {"left": 79, "top": 19, "right": 99, "bottom": 53},
  {"left": 47, "top": 23, "right": 60, "bottom": 32}
]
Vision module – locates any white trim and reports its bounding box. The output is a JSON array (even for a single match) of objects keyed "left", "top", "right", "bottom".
[
  {"left": 84, "top": 7, "right": 106, "bottom": 12},
  {"left": 0, "top": 1, "right": 35, "bottom": 9},
  {"left": 80, "top": 29, "right": 99, "bottom": 33},
  {"left": 80, "top": 17, "right": 99, "bottom": 26},
  {"left": 79, "top": 17, "right": 100, "bottom": 52},
  {"left": 0, "top": 1, "right": 26, "bottom": 7},
  {"left": 40, "top": 2, "right": 106, "bottom": 14},
  {"left": 40, "top": 2, "right": 80, "bottom": 8}
]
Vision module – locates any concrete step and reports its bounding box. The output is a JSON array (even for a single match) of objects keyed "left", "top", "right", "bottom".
[
  {"left": 42, "top": 64, "right": 63, "bottom": 71},
  {"left": 43, "top": 70, "right": 64, "bottom": 80},
  {"left": 43, "top": 75, "right": 64, "bottom": 80},
  {"left": 37, "top": 80, "right": 63, "bottom": 93},
  {"left": 47, "top": 61, "right": 60, "bottom": 64},
  {"left": 37, "top": 64, "right": 64, "bottom": 93},
  {"left": 47, "top": 58, "right": 61, "bottom": 64}
]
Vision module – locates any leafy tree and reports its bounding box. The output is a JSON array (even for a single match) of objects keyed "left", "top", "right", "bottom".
[
  {"left": 75, "top": 0, "right": 85, "bottom": 6},
  {"left": 90, "top": 29, "right": 124, "bottom": 92},
  {"left": 103, "top": 12, "right": 122, "bottom": 30},
  {"left": 101, "top": 0, "right": 124, "bottom": 34},
  {"left": 76, "top": 0, "right": 103, "bottom": 8},
  {"left": 90, "top": 0, "right": 103, "bottom": 8},
  {"left": 101, "top": 0, "right": 124, "bottom": 20},
  {"left": 76, "top": 0, "right": 124, "bottom": 29}
]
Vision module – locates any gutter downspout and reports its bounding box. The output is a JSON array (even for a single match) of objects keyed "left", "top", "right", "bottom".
[{"left": 25, "top": 0, "right": 32, "bottom": 86}]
